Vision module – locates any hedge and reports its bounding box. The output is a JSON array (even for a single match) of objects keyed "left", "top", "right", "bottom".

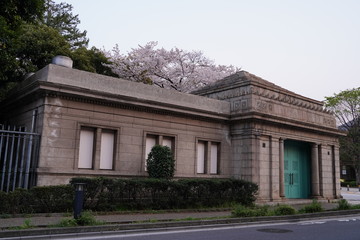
[
  {"left": 0, "top": 185, "right": 73, "bottom": 214},
  {"left": 0, "top": 178, "right": 258, "bottom": 214},
  {"left": 70, "top": 177, "right": 258, "bottom": 211}
]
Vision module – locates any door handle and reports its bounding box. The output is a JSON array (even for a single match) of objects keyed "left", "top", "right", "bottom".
[{"left": 290, "top": 173, "right": 293, "bottom": 185}]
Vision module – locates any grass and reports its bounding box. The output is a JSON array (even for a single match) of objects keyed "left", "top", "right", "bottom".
[
  {"left": 298, "top": 200, "right": 324, "bottom": 213},
  {"left": 6, "top": 200, "right": 360, "bottom": 230},
  {"left": 10, "top": 219, "right": 34, "bottom": 230},
  {"left": 51, "top": 211, "right": 105, "bottom": 228},
  {"left": 232, "top": 201, "right": 326, "bottom": 218}
]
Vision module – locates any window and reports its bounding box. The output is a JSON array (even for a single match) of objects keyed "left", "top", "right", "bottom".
[
  {"left": 78, "top": 126, "right": 117, "bottom": 170},
  {"left": 145, "top": 135, "right": 157, "bottom": 162},
  {"left": 196, "top": 140, "right": 220, "bottom": 174},
  {"left": 78, "top": 128, "right": 95, "bottom": 169},
  {"left": 210, "top": 143, "right": 219, "bottom": 174},
  {"left": 144, "top": 133, "right": 175, "bottom": 170},
  {"left": 197, "top": 141, "right": 206, "bottom": 174},
  {"left": 100, "top": 130, "right": 115, "bottom": 170}
]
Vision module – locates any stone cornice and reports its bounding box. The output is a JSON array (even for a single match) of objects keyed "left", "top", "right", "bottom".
[
  {"left": 41, "top": 83, "right": 230, "bottom": 123},
  {"left": 193, "top": 71, "right": 332, "bottom": 115},
  {"left": 230, "top": 111, "right": 345, "bottom": 137}
]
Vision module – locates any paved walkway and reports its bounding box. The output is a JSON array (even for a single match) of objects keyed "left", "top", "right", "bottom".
[
  {"left": 0, "top": 211, "right": 231, "bottom": 229},
  {"left": 0, "top": 188, "right": 358, "bottom": 230}
]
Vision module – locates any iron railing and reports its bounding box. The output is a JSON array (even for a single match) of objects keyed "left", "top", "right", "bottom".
[{"left": 0, "top": 120, "right": 40, "bottom": 192}]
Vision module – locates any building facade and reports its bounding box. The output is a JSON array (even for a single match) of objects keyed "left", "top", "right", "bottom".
[{"left": 0, "top": 60, "right": 344, "bottom": 202}]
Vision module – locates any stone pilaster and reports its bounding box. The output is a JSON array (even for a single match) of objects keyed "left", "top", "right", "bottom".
[
  {"left": 279, "top": 138, "right": 285, "bottom": 198},
  {"left": 311, "top": 143, "right": 320, "bottom": 197}
]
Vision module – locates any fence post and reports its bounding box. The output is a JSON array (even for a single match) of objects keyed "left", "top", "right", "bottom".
[{"left": 24, "top": 110, "right": 37, "bottom": 189}]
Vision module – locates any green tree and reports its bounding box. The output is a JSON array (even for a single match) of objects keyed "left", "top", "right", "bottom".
[
  {"left": 325, "top": 87, "right": 360, "bottom": 183},
  {"left": 72, "top": 47, "right": 118, "bottom": 77},
  {"left": 0, "top": 0, "right": 45, "bottom": 96},
  {"left": 0, "top": 0, "right": 115, "bottom": 100},
  {"left": 43, "top": 0, "right": 88, "bottom": 49},
  {"left": 146, "top": 145, "right": 175, "bottom": 179},
  {"left": 17, "top": 23, "right": 71, "bottom": 73},
  {"left": 0, "top": 0, "right": 45, "bottom": 27}
]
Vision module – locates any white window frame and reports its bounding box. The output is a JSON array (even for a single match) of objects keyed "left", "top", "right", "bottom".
[
  {"left": 196, "top": 139, "right": 220, "bottom": 175},
  {"left": 78, "top": 127, "right": 95, "bottom": 169},
  {"left": 144, "top": 132, "right": 176, "bottom": 171},
  {"left": 100, "top": 130, "right": 116, "bottom": 170},
  {"left": 77, "top": 125, "right": 118, "bottom": 171}
]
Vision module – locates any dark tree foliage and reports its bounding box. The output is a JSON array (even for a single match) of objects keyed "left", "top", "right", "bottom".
[
  {"left": 72, "top": 47, "right": 119, "bottom": 77},
  {"left": 0, "top": 0, "right": 45, "bottom": 27},
  {"left": 17, "top": 23, "right": 71, "bottom": 73},
  {"left": 0, "top": 0, "right": 116, "bottom": 100},
  {"left": 0, "top": 0, "right": 46, "bottom": 97},
  {"left": 43, "top": 0, "right": 88, "bottom": 49}
]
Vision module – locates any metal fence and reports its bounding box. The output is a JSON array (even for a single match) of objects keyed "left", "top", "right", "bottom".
[{"left": 0, "top": 124, "right": 40, "bottom": 192}]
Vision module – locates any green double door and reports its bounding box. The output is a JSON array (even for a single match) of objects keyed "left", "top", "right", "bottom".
[{"left": 284, "top": 140, "right": 311, "bottom": 199}]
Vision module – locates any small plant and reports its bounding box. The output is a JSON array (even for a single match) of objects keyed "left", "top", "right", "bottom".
[
  {"left": 11, "top": 219, "right": 34, "bottom": 230},
  {"left": 273, "top": 204, "right": 297, "bottom": 216},
  {"left": 55, "top": 218, "right": 78, "bottom": 227},
  {"left": 146, "top": 145, "right": 175, "bottom": 179},
  {"left": 337, "top": 199, "right": 351, "bottom": 210},
  {"left": 53, "top": 211, "right": 104, "bottom": 227},
  {"left": 232, "top": 205, "right": 270, "bottom": 217},
  {"left": 351, "top": 204, "right": 360, "bottom": 210},
  {"left": 75, "top": 211, "right": 103, "bottom": 226},
  {"left": 299, "top": 200, "right": 324, "bottom": 213}
]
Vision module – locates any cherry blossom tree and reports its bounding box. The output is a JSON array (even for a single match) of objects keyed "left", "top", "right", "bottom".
[{"left": 105, "top": 42, "right": 239, "bottom": 92}]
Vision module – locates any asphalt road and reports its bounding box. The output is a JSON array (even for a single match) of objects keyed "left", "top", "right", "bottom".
[{"left": 54, "top": 215, "right": 360, "bottom": 240}]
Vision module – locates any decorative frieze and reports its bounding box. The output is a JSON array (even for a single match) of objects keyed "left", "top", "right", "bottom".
[
  {"left": 255, "top": 100, "right": 273, "bottom": 113},
  {"left": 206, "top": 85, "right": 331, "bottom": 115}
]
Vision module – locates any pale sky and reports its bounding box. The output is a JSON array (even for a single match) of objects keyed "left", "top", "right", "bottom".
[{"left": 59, "top": 0, "right": 360, "bottom": 101}]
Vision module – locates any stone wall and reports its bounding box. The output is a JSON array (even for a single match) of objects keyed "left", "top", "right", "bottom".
[{"left": 35, "top": 96, "right": 232, "bottom": 185}]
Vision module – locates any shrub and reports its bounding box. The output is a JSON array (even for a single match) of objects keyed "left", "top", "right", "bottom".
[
  {"left": 273, "top": 204, "right": 296, "bottom": 216},
  {"left": 147, "top": 145, "right": 175, "bottom": 179},
  {"left": 341, "top": 180, "right": 357, "bottom": 187},
  {"left": 299, "top": 200, "right": 324, "bottom": 213},
  {"left": 337, "top": 199, "right": 351, "bottom": 210},
  {"left": 55, "top": 211, "right": 104, "bottom": 227},
  {"left": 71, "top": 177, "right": 258, "bottom": 211},
  {"left": 351, "top": 204, "right": 360, "bottom": 210},
  {"left": 30, "top": 185, "right": 73, "bottom": 213},
  {"left": 75, "top": 211, "right": 104, "bottom": 226},
  {"left": 232, "top": 205, "right": 270, "bottom": 217}
]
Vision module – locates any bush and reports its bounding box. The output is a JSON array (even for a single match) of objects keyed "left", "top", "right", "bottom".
[
  {"left": 299, "top": 200, "right": 324, "bottom": 213},
  {"left": 0, "top": 186, "right": 73, "bottom": 214},
  {"left": 341, "top": 180, "right": 357, "bottom": 188},
  {"left": 146, "top": 145, "right": 175, "bottom": 179},
  {"left": 273, "top": 204, "right": 296, "bottom": 216},
  {"left": 337, "top": 199, "right": 351, "bottom": 210}
]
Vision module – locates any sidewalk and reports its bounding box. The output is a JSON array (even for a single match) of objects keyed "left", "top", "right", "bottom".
[
  {"left": 0, "top": 210, "right": 231, "bottom": 229},
  {"left": 0, "top": 188, "right": 358, "bottom": 231}
]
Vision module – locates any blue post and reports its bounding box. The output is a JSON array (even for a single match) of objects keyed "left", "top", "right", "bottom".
[{"left": 73, "top": 183, "right": 86, "bottom": 219}]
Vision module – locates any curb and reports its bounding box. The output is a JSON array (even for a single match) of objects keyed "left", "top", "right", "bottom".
[{"left": 1, "top": 209, "right": 360, "bottom": 239}]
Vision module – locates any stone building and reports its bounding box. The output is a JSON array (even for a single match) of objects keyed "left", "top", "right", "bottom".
[{"left": 0, "top": 57, "right": 344, "bottom": 202}]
